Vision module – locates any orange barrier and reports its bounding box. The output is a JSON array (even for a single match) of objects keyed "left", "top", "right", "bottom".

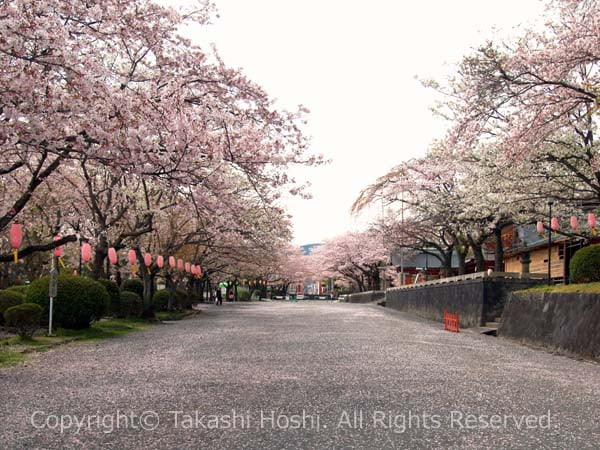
[{"left": 443, "top": 311, "right": 460, "bottom": 333}]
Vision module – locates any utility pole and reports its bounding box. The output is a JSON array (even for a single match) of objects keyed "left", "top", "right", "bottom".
[{"left": 547, "top": 200, "right": 553, "bottom": 285}]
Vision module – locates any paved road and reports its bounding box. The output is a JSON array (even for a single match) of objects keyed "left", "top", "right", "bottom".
[{"left": 1, "top": 301, "right": 599, "bottom": 449}]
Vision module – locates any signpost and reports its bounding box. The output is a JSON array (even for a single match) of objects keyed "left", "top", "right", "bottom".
[{"left": 48, "top": 256, "right": 58, "bottom": 336}]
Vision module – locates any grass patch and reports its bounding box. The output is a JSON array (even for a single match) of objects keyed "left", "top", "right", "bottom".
[
  {"left": 520, "top": 282, "right": 600, "bottom": 294},
  {"left": 155, "top": 310, "right": 196, "bottom": 321},
  {"left": 55, "top": 318, "right": 152, "bottom": 342},
  {"left": 0, "top": 349, "right": 25, "bottom": 368},
  {"left": 0, "top": 318, "right": 154, "bottom": 369},
  {"left": 1, "top": 336, "right": 55, "bottom": 346}
]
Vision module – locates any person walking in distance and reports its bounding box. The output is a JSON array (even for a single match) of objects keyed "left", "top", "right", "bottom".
[{"left": 216, "top": 289, "right": 223, "bottom": 306}]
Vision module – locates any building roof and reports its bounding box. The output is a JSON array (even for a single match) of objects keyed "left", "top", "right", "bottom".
[
  {"left": 391, "top": 248, "right": 493, "bottom": 269},
  {"left": 504, "top": 224, "right": 570, "bottom": 256}
]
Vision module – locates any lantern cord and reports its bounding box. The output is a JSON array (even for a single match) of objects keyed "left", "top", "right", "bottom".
[{"left": 13, "top": 250, "right": 18, "bottom": 263}]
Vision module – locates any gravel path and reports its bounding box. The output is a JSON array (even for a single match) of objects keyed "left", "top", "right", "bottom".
[{"left": 1, "top": 301, "right": 599, "bottom": 449}]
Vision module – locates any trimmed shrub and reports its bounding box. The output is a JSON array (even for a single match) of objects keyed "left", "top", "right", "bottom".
[
  {"left": 237, "top": 290, "right": 251, "bottom": 302},
  {"left": 175, "top": 289, "right": 190, "bottom": 310},
  {"left": 119, "top": 291, "right": 143, "bottom": 318},
  {"left": 121, "top": 278, "right": 144, "bottom": 298},
  {"left": 153, "top": 289, "right": 170, "bottom": 312},
  {"left": 570, "top": 244, "right": 600, "bottom": 283},
  {"left": 6, "top": 285, "right": 29, "bottom": 296},
  {"left": 5, "top": 303, "right": 42, "bottom": 338},
  {"left": 26, "top": 274, "right": 109, "bottom": 329},
  {"left": 0, "top": 290, "right": 25, "bottom": 323},
  {"left": 97, "top": 279, "right": 121, "bottom": 316},
  {"left": 189, "top": 293, "right": 203, "bottom": 306}
]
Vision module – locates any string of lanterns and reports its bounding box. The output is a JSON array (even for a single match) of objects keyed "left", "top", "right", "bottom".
[
  {"left": 7, "top": 222, "right": 202, "bottom": 277},
  {"left": 537, "top": 213, "right": 597, "bottom": 235}
]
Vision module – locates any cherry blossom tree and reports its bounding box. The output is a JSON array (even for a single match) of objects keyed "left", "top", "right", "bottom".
[
  {"left": 433, "top": 0, "right": 600, "bottom": 206},
  {"left": 311, "top": 231, "right": 389, "bottom": 292},
  {"left": 0, "top": 0, "right": 326, "bottom": 304},
  {"left": 1, "top": 0, "right": 322, "bottom": 270}
]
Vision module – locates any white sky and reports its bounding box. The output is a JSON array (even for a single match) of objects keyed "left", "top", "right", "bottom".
[{"left": 177, "top": 0, "right": 546, "bottom": 245}]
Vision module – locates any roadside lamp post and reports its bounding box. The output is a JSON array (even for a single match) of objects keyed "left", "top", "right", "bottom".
[{"left": 547, "top": 200, "right": 554, "bottom": 285}]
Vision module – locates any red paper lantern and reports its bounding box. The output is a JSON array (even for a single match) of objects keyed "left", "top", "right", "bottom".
[
  {"left": 128, "top": 249, "right": 136, "bottom": 266},
  {"left": 81, "top": 242, "right": 92, "bottom": 263},
  {"left": 536, "top": 221, "right": 544, "bottom": 234},
  {"left": 9, "top": 223, "right": 23, "bottom": 250},
  {"left": 108, "top": 247, "right": 117, "bottom": 265},
  {"left": 589, "top": 213, "right": 596, "bottom": 229},
  {"left": 169, "top": 256, "right": 176, "bottom": 268},
  {"left": 157, "top": 255, "right": 164, "bottom": 268},
  {"left": 53, "top": 236, "right": 63, "bottom": 258},
  {"left": 185, "top": 262, "right": 191, "bottom": 273},
  {"left": 9, "top": 223, "right": 23, "bottom": 263},
  {"left": 177, "top": 258, "right": 184, "bottom": 271},
  {"left": 144, "top": 252, "right": 152, "bottom": 267},
  {"left": 551, "top": 217, "right": 559, "bottom": 231},
  {"left": 570, "top": 216, "right": 578, "bottom": 231}
]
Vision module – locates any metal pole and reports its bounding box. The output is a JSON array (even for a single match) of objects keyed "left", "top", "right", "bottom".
[
  {"left": 48, "top": 255, "right": 58, "bottom": 336},
  {"left": 400, "top": 193, "right": 405, "bottom": 285},
  {"left": 548, "top": 201, "right": 553, "bottom": 285},
  {"left": 78, "top": 236, "right": 82, "bottom": 275}
]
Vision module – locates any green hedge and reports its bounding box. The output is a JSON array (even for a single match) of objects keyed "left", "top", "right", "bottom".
[
  {"left": 6, "top": 285, "right": 29, "bottom": 296},
  {"left": 5, "top": 303, "right": 42, "bottom": 338},
  {"left": 237, "top": 289, "right": 251, "bottom": 302},
  {"left": 153, "top": 289, "right": 170, "bottom": 312},
  {"left": 119, "top": 291, "right": 143, "bottom": 318},
  {"left": 121, "top": 278, "right": 144, "bottom": 298},
  {"left": 570, "top": 244, "right": 600, "bottom": 283},
  {"left": 0, "top": 290, "right": 25, "bottom": 324},
  {"left": 26, "top": 274, "right": 109, "bottom": 329},
  {"left": 97, "top": 279, "right": 121, "bottom": 317},
  {"left": 175, "top": 289, "right": 190, "bottom": 309}
]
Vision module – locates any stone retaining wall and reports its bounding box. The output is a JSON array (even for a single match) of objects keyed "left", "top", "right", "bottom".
[
  {"left": 345, "top": 291, "right": 385, "bottom": 304},
  {"left": 385, "top": 278, "right": 542, "bottom": 328},
  {"left": 499, "top": 291, "right": 600, "bottom": 359}
]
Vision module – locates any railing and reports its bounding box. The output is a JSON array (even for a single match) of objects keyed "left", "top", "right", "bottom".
[{"left": 388, "top": 271, "right": 547, "bottom": 291}]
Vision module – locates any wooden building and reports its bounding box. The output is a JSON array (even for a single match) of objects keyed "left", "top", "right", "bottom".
[{"left": 502, "top": 224, "right": 587, "bottom": 283}]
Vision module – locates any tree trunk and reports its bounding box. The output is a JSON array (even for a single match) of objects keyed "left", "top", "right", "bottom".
[
  {"left": 469, "top": 238, "right": 486, "bottom": 272},
  {"left": 357, "top": 275, "right": 365, "bottom": 292},
  {"left": 92, "top": 236, "right": 108, "bottom": 279},
  {"left": 457, "top": 250, "right": 466, "bottom": 275},
  {"left": 442, "top": 251, "right": 453, "bottom": 277},
  {"left": 187, "top": 279, "right": 193, "bottom": 305},
  {"left": 135, "top": 248, "right": 155, "bottom": 318},
  {"left": 199, "top": 278, "right": 205, "bottom": 302},
  {"left": 166, "top": 273, "right": 176, "bottom": 311},
  {"left": 141, "top": 272, "right": 155, "bottom": 318},
  {"left": 494, "top": 227, "right": 505, "bottom": 272}
]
